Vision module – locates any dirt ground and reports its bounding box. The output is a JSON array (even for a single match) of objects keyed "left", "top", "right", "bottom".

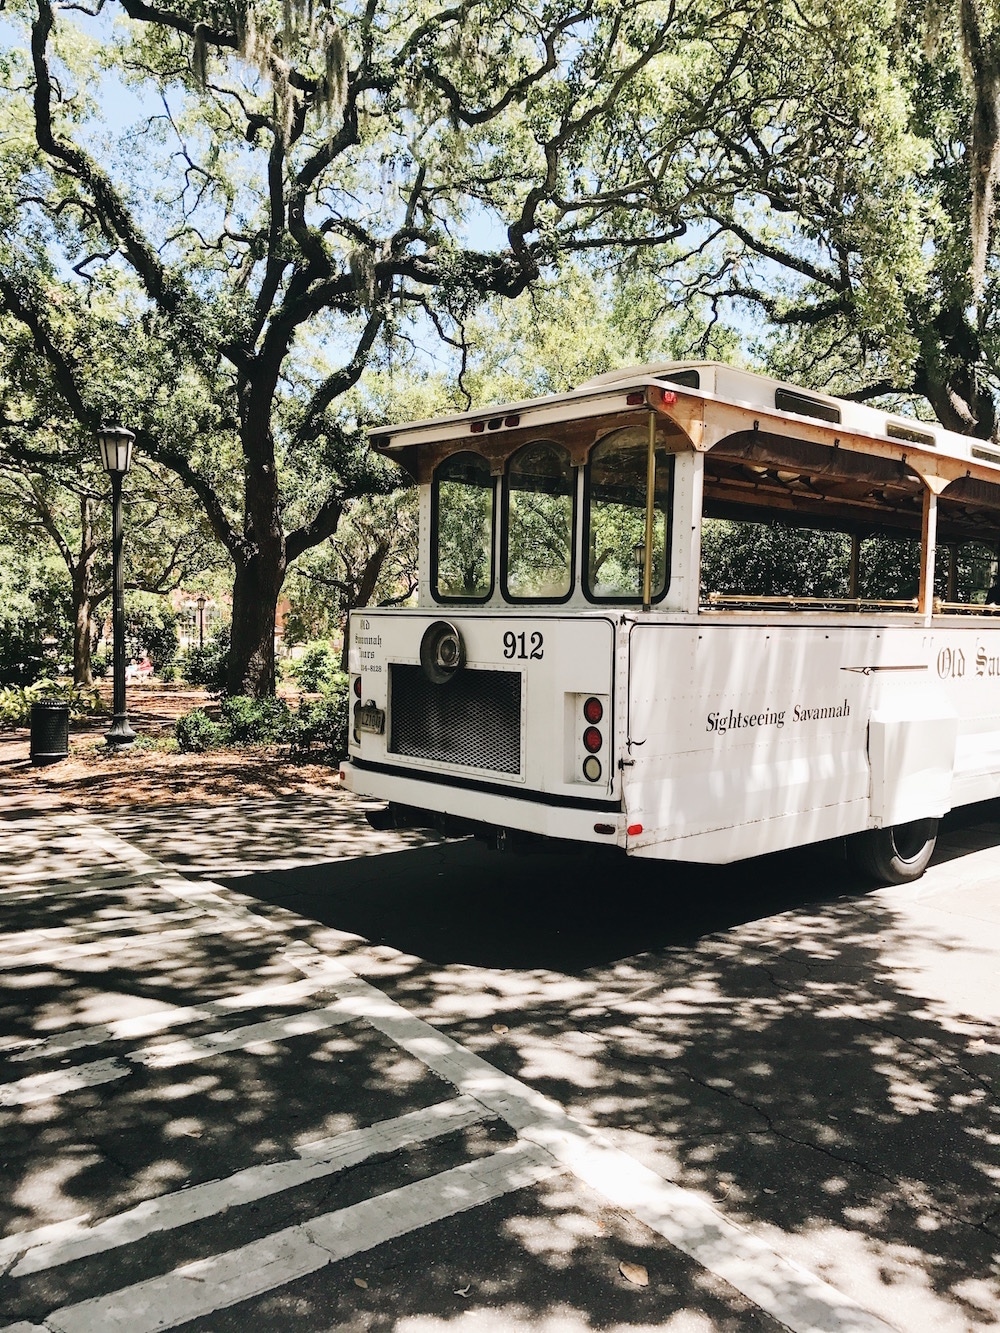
[{"left": 0, "top": 683, "right": 343, "bottom": 810}]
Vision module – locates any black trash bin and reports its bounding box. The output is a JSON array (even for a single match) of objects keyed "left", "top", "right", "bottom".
[{"left": 29, "top": 701, "right": 70, "bottom": 766}]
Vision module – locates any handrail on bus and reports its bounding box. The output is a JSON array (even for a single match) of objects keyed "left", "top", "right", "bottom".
[
  {"left": 703, "top": 593, "right": 919, "bottom": 610},
  {"left": 934, "top": 599, "right": 1000, "bottom": 614},
  {"left": 703, "top": 593, "right": 1000, "bottom": 614}
]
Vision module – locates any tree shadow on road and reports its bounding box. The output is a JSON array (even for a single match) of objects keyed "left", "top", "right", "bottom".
[{"left": 223, "top": 810, "right": 1000, "bottom": 1329}]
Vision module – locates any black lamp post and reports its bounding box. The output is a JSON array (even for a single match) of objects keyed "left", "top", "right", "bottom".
[
  {"left": 96, "top": 425, "right": 136, "bottom": 748},
  {"left": 197, "top": 594, "right": 206, "bottom": 649}
]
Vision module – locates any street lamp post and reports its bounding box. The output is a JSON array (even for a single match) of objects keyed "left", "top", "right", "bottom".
[
  {"left": 96, "top": 425, "right": 136, "bottom": 748},
  {"left": 197, "top": 594, "right": 206, "bottom": 649}
]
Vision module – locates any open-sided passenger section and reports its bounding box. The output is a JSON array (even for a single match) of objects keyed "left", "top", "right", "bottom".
[{"left": 701, "top": 429, "right": 1000, "bottom": 614}]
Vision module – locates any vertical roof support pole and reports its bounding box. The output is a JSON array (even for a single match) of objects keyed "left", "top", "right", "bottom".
[
  {"left": 919, "top": 480, "right": 940, "bottom": 623},
  {"left": 643, "top": 411, "right": 655, "bottom": 611},
  {"left": 848, "top": 533, "right": 861, "bottom": 599}
]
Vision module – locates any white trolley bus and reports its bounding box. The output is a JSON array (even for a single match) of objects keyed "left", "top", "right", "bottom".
[{"left": 341, "top": 361, "right": 1000, "bottom": 883}]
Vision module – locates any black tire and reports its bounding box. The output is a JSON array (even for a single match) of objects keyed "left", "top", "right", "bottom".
[{"left": 846, "top": 817, "right": 939, "bottom": 885}]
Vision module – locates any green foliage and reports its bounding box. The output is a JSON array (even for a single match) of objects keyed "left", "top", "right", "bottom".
[
  {"left": 0, "top": 556, "right": 70, "bottom": 686},
  {"left": 0, "top": 677, "right": 101, "bottom": 729},
  {"left": 699, "top": 520, "right": 927, "bottom": 602},
  {"left": 291, "top": 642, "right": 338, "bottom": 693},
  {"left": 294, "top": 675, "right": 349, "bottom": 758},
  {"left": 179, "top": 625, "right": 230, "bottom": 688},
  {"left": 174, "top": 709, "right": 222, "bottom": 753},
  {"left": 218, "top": 694, "right": 292, "bottom": 745},
  {"left": 173, "top": 674, "right": 348, "bottom": 756},
  {"left": 126, "top": 595, "right": 179, "bottom": 671}
]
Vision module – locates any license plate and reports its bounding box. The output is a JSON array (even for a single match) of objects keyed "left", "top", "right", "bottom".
[{"left": 355, "top": 702, "right": 385, "bottom": 735}]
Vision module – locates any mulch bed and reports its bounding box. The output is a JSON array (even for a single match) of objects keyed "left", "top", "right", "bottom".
[{"left": 0, "top": 683, "right": 343, "bottom": 810}]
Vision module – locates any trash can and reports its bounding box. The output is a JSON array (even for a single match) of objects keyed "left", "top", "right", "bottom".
[{"left": 29, "top": 701, "right": 70, "bottom": 766}]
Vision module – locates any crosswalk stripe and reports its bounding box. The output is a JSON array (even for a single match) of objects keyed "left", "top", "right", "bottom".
[
  {"left": 0, "top": 1059, "right": 129, "bottom": 1107},
  {"left": 7, "top": 1095, "right": 489, "bottom": 1277},
  {"left": 21, "top": 1141, "right": 558, "bottom": 1333},
  {"left": 0, "top": 919, "right": 255, "bottom": 973},
  {"left": 126, "top": 1001, "right": 355, "bottom": 1068},
  {"left": 0, "top": 1001, "right": 357, "bottom": 1105},
  {"left": 0, "top": 908, "right": 203, "bottom": 953},
  {"left": 9, "top": 972, "right": 344, "bottom": 1063}
]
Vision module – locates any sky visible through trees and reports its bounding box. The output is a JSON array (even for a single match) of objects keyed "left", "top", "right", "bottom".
[{"left": 3, "top": 0, "right": 1000, "bottom": 692}]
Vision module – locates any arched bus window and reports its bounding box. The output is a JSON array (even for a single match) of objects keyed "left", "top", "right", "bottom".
[
  {"left": 585, "top": 425, "right": 673, "bottom": 601},
  {"left": 432, "top": 451, "right": 496, "bottom": 601},
  {"left": 503, "top": 441, "right": 575, "bottom": 601}
]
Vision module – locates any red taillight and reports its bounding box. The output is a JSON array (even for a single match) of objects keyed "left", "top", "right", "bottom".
[
  {"left": 593, "top": 822, "right": 615, "bottom": 834},
  {"left": 626, "top": 391, "right": 644, "bottom": 405},
  {"left": 471, "top": 420, "right": 485, "bottom": 433},
  {"left": 583, "top": 696, "right": 603, "bottom": 724},
  {"left": 627, "top": 823, "right": 643, "bottom": 836},
  {"left": 659, "top": 388, "right": 677, "bottom": 407},
  {"left": 583, "top": 726, "right": 602, "bottom": 753},
  {"left": 353, "top": 676, "right": 362, "bottom": 698},
  {"left": 504, "top": 414, "right": 521, "bottom": 427}
]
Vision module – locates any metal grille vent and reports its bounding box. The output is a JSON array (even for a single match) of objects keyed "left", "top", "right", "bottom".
[{"left": 389, "top": 664, "right": 521, "bottom": 773}]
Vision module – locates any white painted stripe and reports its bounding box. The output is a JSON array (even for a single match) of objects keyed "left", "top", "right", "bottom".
[
  {"left": 0, "top": 919, "right": 254, "bottom": 973},
  {"left": 0, "top": 867, "right": 158, "bottom": 892},
  {"left": 0, "top": 908, "right": 202, "bottom": 953},
  {"left": 0, "top": 1060, "right": 128, "bottom": 1107},
  {"left": 10, "top": 973, "right": 343, "bottom": 1063},
  {"left": 35, "top": 1142, "right": 557, "bottom": 1333},
  {"left": 8, "top": 1096, "right": 488, "bottom": 1276},
  {"left": 0, "top": 1000, "right": 358, "bottom": 1104},
  {"left": 0, "top": 1215, "right": 93, "bottom": 1272},
  {"left": 126, "top": 1001, "right": 356, "bottom": 1068}
]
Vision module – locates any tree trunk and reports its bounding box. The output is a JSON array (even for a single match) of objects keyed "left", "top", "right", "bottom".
[
  {"left": 915, "top": 303, "right": 998, "bottom": 440},
  {"left": 227, "top": 543, "right": 286, "bottom": 696},
  {"left": 71, "top": 584, "right": 94, "bottom": 687},
  {"left": 70, "top": 505, "right": 97, "bottom": 687}
]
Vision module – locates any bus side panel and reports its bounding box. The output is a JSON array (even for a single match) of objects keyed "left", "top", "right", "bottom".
[{"left": 622, "top": 623, "right": 996, "bottom": 863}]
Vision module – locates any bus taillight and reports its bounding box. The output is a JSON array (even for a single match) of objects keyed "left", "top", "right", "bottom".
[
  {"left": 583, "top": 726, "right": 602, "bottom": 753},
  {"left": 583, "top": 696, "right": 603, "bottom": 724}
]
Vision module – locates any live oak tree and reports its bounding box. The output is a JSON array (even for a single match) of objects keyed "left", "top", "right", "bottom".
[
  {"left": 617, "top": 0, "right": 1000, "bottom": 436},
  {"left": 2, "top": 0, "right": 766, "bottom": 695}
]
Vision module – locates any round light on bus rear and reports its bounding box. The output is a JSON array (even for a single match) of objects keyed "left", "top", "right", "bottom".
[
  {"left": 583, "top": 756, "right": 602, "bottom": 782},
  {"left": 583, "top": 726, "right": 602, "bottom": 753},
  {"left": 583, "top": 697, "right": 603, "bottom": 724},
  {"left": 353, "top": 676, "right": 362, "bottom": 698}
]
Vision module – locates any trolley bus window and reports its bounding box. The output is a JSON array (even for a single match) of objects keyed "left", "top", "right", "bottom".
[
  {"left": 504, "top": 441, "right": 575, "bottom": 600},
  {"left": 586, "top": 426, "right": 672, "bottom": 600},
  {"left": 433, "top": 451, "right": 495, "bottom": 601}
]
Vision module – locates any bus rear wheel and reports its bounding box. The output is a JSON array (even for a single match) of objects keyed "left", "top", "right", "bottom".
[{"left": 846, "top": 818, "right": 939, "bottom": 886}]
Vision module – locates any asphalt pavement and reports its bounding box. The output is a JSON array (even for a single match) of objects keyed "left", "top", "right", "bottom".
[{"left": 2, "top": 777, "right": 1000, "bottom": 1331}]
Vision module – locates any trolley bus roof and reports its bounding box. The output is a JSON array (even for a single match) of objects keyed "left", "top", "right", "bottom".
[{"left": 367, "top": 359, "right": 997, "bottom": 473}]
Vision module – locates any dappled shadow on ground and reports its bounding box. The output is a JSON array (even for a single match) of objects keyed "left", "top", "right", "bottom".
[
  {"left": 6, "top": 800, "right": 1000, "bottom": 1329},
  {"left": 0, "top": 844, "right": 769, "bottom": 1332},
  {"left": 223, "top": 813, "right": 1000, "bottom": 1329}
]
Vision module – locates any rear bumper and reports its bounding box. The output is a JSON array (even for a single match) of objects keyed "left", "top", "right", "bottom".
[{"left": 341, "top": 760, "right": 624, "bottom": 846}]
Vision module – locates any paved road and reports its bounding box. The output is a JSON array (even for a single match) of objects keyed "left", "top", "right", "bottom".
[{"left": 2, "top": 788, "right": 999, "bottom": 1331}]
